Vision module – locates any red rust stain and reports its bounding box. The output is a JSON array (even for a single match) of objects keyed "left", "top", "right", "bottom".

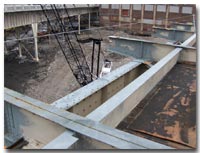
[
  {"left": 157, "top": 109, "right": 178, "bottom": 117},
  {"left": 118, "top": 64, "right": 196, "bottom": 149},
  {"left": 166, "top": 86, "right": 172, "bottom": 89},
  {"left": 164, "top": 121, "right": 181, "bottom": 142},
  {"left": 133, "top": 129, "right": 195, "bottom": 148},
  {"left": 173, "top": 91, "right": 182, "bottom": 98},
  {"left": 173, "top": 105, "right": 177, "bottom": 108},
  {"left": 189, "top": 80, "right": 196, "bottom": 93},
  {"left": 180, "top": 97, "right": 191, "bottom": 106},
  {"left": 173, "top": 86, "right": 179, "bottom": 89},
  {"left": 163, "top": 99, "right": 174, "bottom": 110},
  {"left": 187, "top": 126, "right": 196, "bottom": 147},
  {"left": 163, "top": 91, "right": 181, "bottom": 110},
  {"left": 166, "top": 85, "right": 179, "bottom": 90}
]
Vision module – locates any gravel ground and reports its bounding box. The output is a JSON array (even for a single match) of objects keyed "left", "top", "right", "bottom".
[{"left": 5, "top": 28, "right": 136, "bottom": 104}]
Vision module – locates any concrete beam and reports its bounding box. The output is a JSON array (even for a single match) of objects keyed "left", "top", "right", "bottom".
[
  {"left": 52, "top": 61, "right": 147, "bottom": 116},
  {"left": 87, "top": 33, "right": 196, "bottom": 128},
  {"left": 108, "top": 34, "right": 196, "bottom": 63},
  {"left": 5, "top": 88, "right": 172, "bottom": 149},
  {"left": 152, "top": 26, "right": 194, "bottom": 42}
]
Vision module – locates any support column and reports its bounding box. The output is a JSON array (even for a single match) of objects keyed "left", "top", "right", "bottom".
[
  {"left": 88, "top": 12, "right": 91, "bottom": 30},
  {"left": 78, "top": 14, "right": 81, "bottom": 35},
  {"left": 32, "top": 23, "right": 39, "bottom": 62},
  {"left": 18, "top": 41, "right": 22, "bottom": 58},
  {"left": 119, "top": 5, "right": 122, "bottom": 27},
  {"left": 165, "top": 5, "right": 170, "bottom": 28},
  {"left": 4, "top": 36, "right": 9, "bottom": 55},
  {"left": 47, "top": 23, "right": 51, "bottom": 44},
  {"left": 193, "top": 14, "right": 196, "bottom": 32},
  {"left": 16, "top": 31, "right": 22, "bottom": 58},
  {"left": 129, "top": 5, "right": 133, "bottom": 30},
  {"left": 140, "top": 4, "right": 144, "bottom": 32},
  {"left": 62, "top": 17, "right": 65, "bottom": 42},
  {"left": 153, "top": 5, "right": 157, "bottom": 28},
  {"left": 4, "top": 44, "right": 8, "bottom": 55}
]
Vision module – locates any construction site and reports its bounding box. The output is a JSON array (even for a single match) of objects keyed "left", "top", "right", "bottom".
[{"left": 4, "top": 4, "right": 197, "bottom": 149}]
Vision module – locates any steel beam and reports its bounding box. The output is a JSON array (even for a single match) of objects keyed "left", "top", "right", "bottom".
[
  {"left": 87, "top": 33, "right": 196, "bottom": 128},
  {"left": 4, "top": 103, "right": 66, "bottom": 148},
  {"left": 87, "top": 48, "right": 181, "bottom": 127},
  {"left": 5, "top": 88, "right": 172, "bottom": 149},
  {"left": 152, "top": 26, "right": 194, "bottom": 42},
  {"left": 108, "top": 34, "right": 196, "bottom": 62},
  {"left": 42, "top": 131, "right": 78, "bottom": 149},
  {"left": 52, "top": 61, "right": 147, "bottom": 116},
  {"left": 4, "top": 103, "right": 23, "bottom": 147}
]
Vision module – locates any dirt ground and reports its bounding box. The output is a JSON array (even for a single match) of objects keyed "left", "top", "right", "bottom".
[{"left": 4, "top": 28, "right": 140, "bottom": 104}]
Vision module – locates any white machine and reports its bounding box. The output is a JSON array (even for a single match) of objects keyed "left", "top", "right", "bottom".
[{"left": 99, "top": 59, "right": 112, "bottom": 78}]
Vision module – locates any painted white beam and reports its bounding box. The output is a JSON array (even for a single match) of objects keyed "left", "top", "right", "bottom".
[
  {"left": 87, "top": 34, "right": 196, "bottom": 128},
  {"left": 108, "top": 34, "right": 196, "bottom": 62},
  {"left": 5, "top": 88, "right": 172, "bottom": 149},
  {"left": 52, "top": 61, "right": 141, "bottom": 110},
  {"left": 87, "top": 48, "right": 181, "bottom": 127},
  {"left": 42, "top": 131, "right": 78, "bottom": 149}
]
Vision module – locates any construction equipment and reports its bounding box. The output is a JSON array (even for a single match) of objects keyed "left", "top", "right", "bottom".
[{"left": 40, "top": 4, "right": 92, "bottom": 86}]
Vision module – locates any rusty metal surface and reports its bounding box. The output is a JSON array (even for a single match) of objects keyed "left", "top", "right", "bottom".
[{"left": 118, "top": 63, "right": 196, "bottom": 148}]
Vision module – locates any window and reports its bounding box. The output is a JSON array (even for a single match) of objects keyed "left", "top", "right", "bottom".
[
  {"left": 157, "top": 5, "right": 166, "bottom": 12},
  {"left": 122, "top": 10, "right": 129, "bottom": 16},
  {"left": 133, "top": 4, "right": 141, "bottom": 10},
  {"left": 111, "top": 4, "right": 119, "bottom": 9},
  {"left": 182, "top": 6, "right": 192, "bottom": 14},
  {"left": 145, "top": 4, "right": 153, "bottom": 11},
  {"left": 101, "top": 4, "right": 109, "bottom": 9},
  {"left": 122, "top": 4, "right": 130, "bottom": 9},
  {"left": 170, "top": 6, "right": 179, "bottom": 13}
]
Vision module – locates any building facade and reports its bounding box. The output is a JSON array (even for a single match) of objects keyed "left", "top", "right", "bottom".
[{"left": 99, "top": 4, "right": 196, "bottom": 32}]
